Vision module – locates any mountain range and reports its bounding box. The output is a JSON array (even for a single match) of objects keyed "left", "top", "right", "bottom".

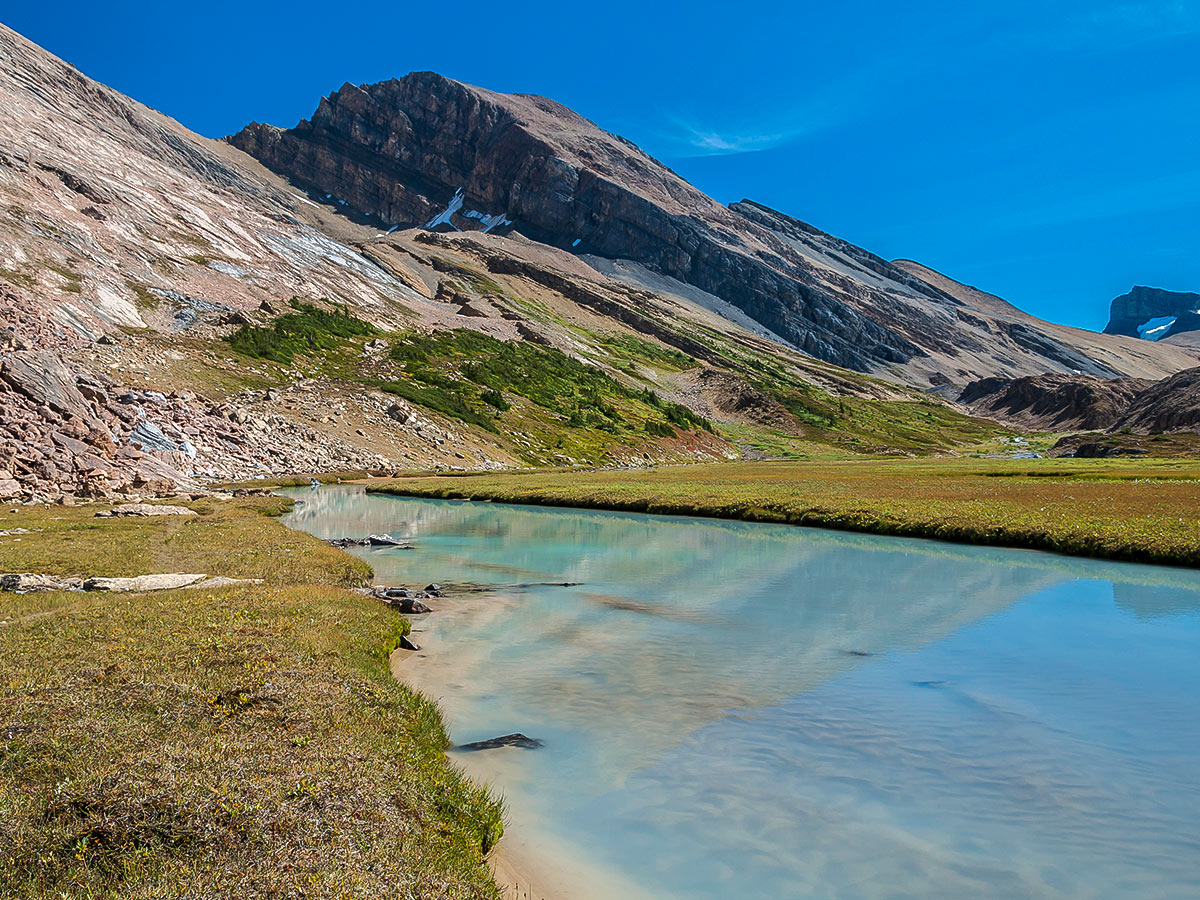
[{"left": 0, "top": 22, "right": 1197, "bottom": 501}]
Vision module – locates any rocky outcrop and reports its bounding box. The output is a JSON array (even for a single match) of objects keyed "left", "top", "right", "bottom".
[
  {"left": 82, "top": 573, "right": 207, "bottom": 592},
  {"left": 0, "top": 571, "right": 258, "bottom": 593},
  {"left": 0, "top": 346, "right": 417, "bottom": 503},
  {"left": 1116, "top": 367, "right": 1200, "bottom": 432},
  {"left": 0, "top": 573, "right": 82, "bottom": 592},
  {"left": 959, "top": 374, "right": 1151, "bottom": 431},
  {"left": 1104, "top": 286, "right": 1200, "bottom": 341},
  {"left": 94, "top": 503, "right": 197, "bottom": 517},
  {"left": 962, "top": 365, "right": 1200, "bottom": 437},
  {"left": 0, "top": 350, "right": 189, "bottom": 501}
]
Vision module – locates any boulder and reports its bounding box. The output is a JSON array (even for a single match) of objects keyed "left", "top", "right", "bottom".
[
  {"left": 83, "top": 573, "right": 207, "bottom": 592},
  {"left": 388, "top": 596, "right": 431, "bottom": 614},
  {"left": 95, "top": 503, "right": 197, "bottom": 518},
  {"left": 0, "top": 351, "right": 89, "bottom": 418},
  {"left": 1, "top": 572, "right": 80, "bottom": 592}
]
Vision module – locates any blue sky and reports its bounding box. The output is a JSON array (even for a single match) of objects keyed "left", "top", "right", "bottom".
[{"left": 6, "top": 1, "right": 1199, "bottom": 330}]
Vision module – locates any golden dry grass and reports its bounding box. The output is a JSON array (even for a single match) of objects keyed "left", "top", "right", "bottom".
[
  {"left": 0, "top": 498, "right": 502, "bottom": 899},
  {"left": 374, "top": 458, "right": 1200, "bottom": 566}
]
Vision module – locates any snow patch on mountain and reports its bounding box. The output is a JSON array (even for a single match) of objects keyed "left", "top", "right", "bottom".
[
  {"left": 1138, "top": 316, "right": 1177, "bottom": 340},
  {"left": 423, "top": 188, "right": 464, "bottom": 229}
]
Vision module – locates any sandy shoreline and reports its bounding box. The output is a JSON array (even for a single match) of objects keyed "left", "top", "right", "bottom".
[
  {"left": 388, "top": 601, "right": 650, "bottom": 900},
  {"left": 390, "top": 642, "right": 574, "bottom": 900}
]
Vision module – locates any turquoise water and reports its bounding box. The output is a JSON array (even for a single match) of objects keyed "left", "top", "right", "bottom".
[{"left": 283, "top": 486, "right": 1200, "bottom": 900}]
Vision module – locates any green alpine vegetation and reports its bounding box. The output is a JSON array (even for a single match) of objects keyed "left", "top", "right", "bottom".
[
  {"left": 379, "top": 328, "right": 712, "bottom": 448},
  {"left": 227, "top": 298, "right": 377, "bottom": 363}
]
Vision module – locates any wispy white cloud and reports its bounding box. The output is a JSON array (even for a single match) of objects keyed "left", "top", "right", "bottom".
[
  {"left": 656, "top": 51, "right": 922, "bottom": 158},
  {"left": 662, "top": 118, "right": 804, "bottom": 157},
  {"left": 1072, "top": 0, "right": 1200, "bottom": 44},
  {"left": 651, "top": 2, "right": 1200, "bottom": 159}
]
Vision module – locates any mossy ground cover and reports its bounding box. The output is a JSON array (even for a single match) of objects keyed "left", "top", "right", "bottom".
[
  {"left": 0, "top": 498, "right": 502, "bottom": 899},
  {"left": 374, "top": 458, "right": 1200, "bottom": 566},
  {"left": 226, "top": 300, "right": 377, "bottom": 364}
]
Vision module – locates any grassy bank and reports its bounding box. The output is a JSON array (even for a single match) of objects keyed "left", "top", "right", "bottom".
[
  {"left": 0, "top": 498, "right": 502, "bottom": 898},
  {"left": 373, "top": 458, "right": 1200, "bottom": 567}
]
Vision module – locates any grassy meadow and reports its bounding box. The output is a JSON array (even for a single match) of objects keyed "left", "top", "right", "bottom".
[
  {"left": 0, "top": 498, "right": 502, "bottom": 899},
  {"left": 373, "top": 458, "right": 1200, "bottom": 566}
]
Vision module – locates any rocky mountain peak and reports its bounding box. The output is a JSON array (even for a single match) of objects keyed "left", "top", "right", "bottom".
[
  {"left": 1103, "top": 285, "right": 1200, "bottom": 341},
  {"left": 227, "top": 70, "right": 1200, "bottom": 383},
  {"left": 227, "top": 73, "right": 933, "bottom": 370}
]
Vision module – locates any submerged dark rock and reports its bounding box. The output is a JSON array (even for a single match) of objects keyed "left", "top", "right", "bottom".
[
  {"left": 456, "top": 733, "right": 544, "bottom": 752},
  {"left": 388, "top": 595, "right": 431, "bottom": 614},
  {"left": 327, "top": 534, "right": 411, "bottom": 548}
]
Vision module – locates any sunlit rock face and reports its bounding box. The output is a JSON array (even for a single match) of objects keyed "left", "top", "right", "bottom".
[{"left": 230, "top": 72, "right": 930, "bottom": 371}]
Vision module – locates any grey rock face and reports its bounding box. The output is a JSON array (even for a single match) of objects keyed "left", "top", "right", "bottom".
[
  {"left": 959, "top": 374, "right": 1151, "bottom": 431},
  {"left": 1104, "top": 286, "right": 1200, "bottom": 341}
]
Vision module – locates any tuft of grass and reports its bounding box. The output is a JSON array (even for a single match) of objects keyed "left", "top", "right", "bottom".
[
  {"left": 124, "top": 279, "right": 160, "bottom": 310},
  {"left": 45, "top": 260, "right": 83, "bottom": 293},
  {"left": 372, "top": 457, "right": 1200, "bottom": 567},
  {"left": 0, "top": 498, "right": 503, "bottom": 898},
  {"left": 227, "top": 299, "right": 377, "bottom": 364}
]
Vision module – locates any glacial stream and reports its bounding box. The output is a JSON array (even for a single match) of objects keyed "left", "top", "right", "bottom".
[{"left": 283, "top": 485, "right": 1200, "bottom": 900}]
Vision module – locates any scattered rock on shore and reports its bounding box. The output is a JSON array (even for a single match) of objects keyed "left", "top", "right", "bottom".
[
  {"left": 82, "top": 573, "right": 208, "bottom": 592},
  {"left": 364, "top": 585, "right": 437, "bottom": 612},
  {"left": 95, "top": 503, "right": 197, "bottom": 518}
]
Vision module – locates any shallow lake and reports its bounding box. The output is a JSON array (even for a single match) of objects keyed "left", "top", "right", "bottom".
[{"left": 283, "top": 485, "right": 1200, "bottom": 900}]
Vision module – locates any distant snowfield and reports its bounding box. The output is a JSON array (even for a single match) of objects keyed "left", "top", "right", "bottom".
[{"left": 1138, "top": 316, "right": 1177, "bottom": 340}]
